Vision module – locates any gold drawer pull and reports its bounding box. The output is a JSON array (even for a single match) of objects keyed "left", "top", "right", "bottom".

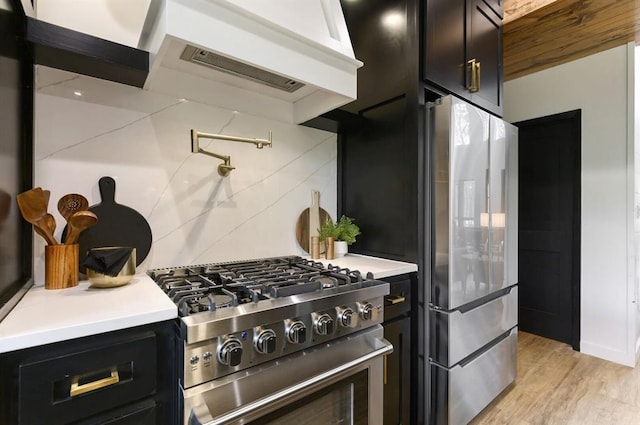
[
  {"left": 385, "top": 295, "right": 406, "bottom": 305},
  {"left": 70, "top": 367, "right": 119, "bottom": 397}
]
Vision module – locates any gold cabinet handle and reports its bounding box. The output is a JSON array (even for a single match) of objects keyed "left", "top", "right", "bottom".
[
  {"left": 383, "top": 354, "right": 388, "bottom": 385},
  {"left": 385, "top": 295, "right": 406, "bottom": 305},
  {"left": 70, "top": 367, "right": 119, "bottom": 397},
  {"left": 467, "top": 58, "right": 481, "bottom": 93}
]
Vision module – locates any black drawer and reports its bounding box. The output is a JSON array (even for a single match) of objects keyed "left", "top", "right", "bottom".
[
  {"left": 73, "top": 399, "right": 157, "bottom": 425},
  {"left": 383, "top": 275, "right": 412, "bottom": 321},
  {"left": 17, "top": 331, "right": 157, "bottom": 425}
]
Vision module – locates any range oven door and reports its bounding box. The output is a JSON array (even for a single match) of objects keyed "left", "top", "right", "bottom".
[{"left": 184, "top": 326, "right": 392, "bottom": 425}]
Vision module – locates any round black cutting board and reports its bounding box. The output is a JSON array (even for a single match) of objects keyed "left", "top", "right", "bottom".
[{"left": 63, "top": 176, "right": 152, "bottom": 272}]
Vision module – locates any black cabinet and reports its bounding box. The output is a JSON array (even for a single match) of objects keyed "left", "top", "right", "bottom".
[
  {"left": 423, "top": 0, "right": 465, "bottom": 102},
  {"left": 0, "top": 321, "right": 177, "bottom": 425},
  {"left": 339, "top": 0, "right": 411, "bottom": 115},
  {"left": 339, "top": 95, "right": 420, "bottom": 262},
  {"left": 424, "top": 0, "right": 503, "bottom": 116},
  {"left": 73, "top": 399, "right": 158, "bottom": 425},
  {"left": 466, "top": 0, "right": 503, "bottom": 115},
  {"left": 384, "top": 317, "right": 411, "bottom": 425},
  {"left": 337, "top": 0, "right": 421, "bottom": 263},
  {"left": 382, "top": 273, "right": 417, "bottom": 425},
  {"left": 483, "top": 0, "right": 503, "bottom": 18}
]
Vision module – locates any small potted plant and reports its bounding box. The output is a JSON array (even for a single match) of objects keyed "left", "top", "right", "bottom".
[{"left": 319, "top": 215, "right": 361, "bottom": 258}]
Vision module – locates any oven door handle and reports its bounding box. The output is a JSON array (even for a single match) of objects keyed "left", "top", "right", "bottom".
[{"left": 188, "top": 340, "right": 393, "bottom": 425}]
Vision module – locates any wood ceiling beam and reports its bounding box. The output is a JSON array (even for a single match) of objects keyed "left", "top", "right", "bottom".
[
  {"left": 504, "top": 0, "right": 558, "bottom": 23},
  {"left": 503, "top": 0, "right": 640, "bottom": 81}
]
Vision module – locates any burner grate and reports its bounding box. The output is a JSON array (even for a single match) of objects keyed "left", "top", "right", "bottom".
[{"left": 149, "top": 256, "right": 371, "bottom": 317}]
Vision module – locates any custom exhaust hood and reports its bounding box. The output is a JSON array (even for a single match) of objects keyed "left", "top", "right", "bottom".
[{"left": 138, "top": 0, "right": 363, "bottom": 124}]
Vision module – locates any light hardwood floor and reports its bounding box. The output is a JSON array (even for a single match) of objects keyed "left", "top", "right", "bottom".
[{"left": 470, "top": 331, "right": 640, "bottom": 425}]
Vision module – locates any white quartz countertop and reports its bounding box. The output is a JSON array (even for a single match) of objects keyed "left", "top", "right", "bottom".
[
  {"left": 310, "top": 254, "right": 417, "bottom": 279},
  {"left": 0, "top": 254, "right": 415, "bottom": 354},
  {"left": 0, "top": 274, "right": 177, "bottom": 354}
]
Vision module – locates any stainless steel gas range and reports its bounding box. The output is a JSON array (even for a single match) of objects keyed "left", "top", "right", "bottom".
[{"left": 148, "top": 256, "right": 392, "bottom": 425}]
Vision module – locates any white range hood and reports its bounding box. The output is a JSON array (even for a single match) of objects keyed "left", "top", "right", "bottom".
[{"left": 138, "top": 0, "right": 363, "bottom": 124}]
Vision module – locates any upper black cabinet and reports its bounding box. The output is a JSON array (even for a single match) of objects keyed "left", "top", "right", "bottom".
[
  {"left": 336, "top": 0, "right": 421, "bottom": 263},
  {"left": 424, "top": 0, "right": 503, "bottom": 116},
  {"left": 483, "top": 0, "right": 503, "bottom": 18},
  {"left": 466, "top": 0, "right": 503, "bottom": 114},
  {"left": 339, "top": 0, "right": 410, "bottom": 114},
  {"left": 424, "top": 0, "right": 465, "bottom": 100}
]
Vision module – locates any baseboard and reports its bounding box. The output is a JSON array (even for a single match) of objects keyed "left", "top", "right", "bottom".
[{"left": 581, "top": 341, "right": 636, "bottom": 367}]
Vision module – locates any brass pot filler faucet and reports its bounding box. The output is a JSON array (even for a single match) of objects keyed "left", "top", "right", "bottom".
[{"left": 191, "top": 129, "right": 273, "bottom": 177}]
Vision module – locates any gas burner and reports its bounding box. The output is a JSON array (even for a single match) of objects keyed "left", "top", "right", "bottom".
[
  {"left": 178, "top": 294, "right": 214, "bottom": 316},
  {"left": 310, "top": 275, "right": 339, "bottom": 289},
  {"left": 211, "top": 293, "right": 234, "bottom": 308},
  {"left": 174, "top": 287, "right": 242, "bottom": 316},
  {"left": 275, "top": 266, "right": 300, "bottom": 275}
]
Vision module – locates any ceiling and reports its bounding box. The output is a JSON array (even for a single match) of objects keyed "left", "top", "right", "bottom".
[{"left": 502, "top": 0, "right": 640, "bottom": 80}]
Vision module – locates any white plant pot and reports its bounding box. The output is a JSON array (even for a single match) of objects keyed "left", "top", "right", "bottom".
[{"left": 334, "top": 241, "right": 348, "bottom": 258}]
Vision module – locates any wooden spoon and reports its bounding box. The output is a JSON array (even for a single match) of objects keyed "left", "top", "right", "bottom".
[
  {"left": 33, "top": 213, "right": 59, "bottom": 245},
  {"left": 17, "top": 188, "right": 57, "bottom": 245},
  {"left": 57, "top": 194, "right": 89, "bottom": 223},
  {"left": 43, "top": 189, "right": 51, "bottom": 209},
  {"left": 16, "top": 187, "right": 47, "bottom": 221},
  {"left": 64, "top": 210, "right": 98, "bottom": 245},
  {"left": 44, "top": 212, "right": 56, "bottom": 236}
]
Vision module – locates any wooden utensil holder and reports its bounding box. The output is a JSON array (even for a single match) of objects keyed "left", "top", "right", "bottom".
[{"left": 45, "top": 244, "right": 79, "bottom": 289}]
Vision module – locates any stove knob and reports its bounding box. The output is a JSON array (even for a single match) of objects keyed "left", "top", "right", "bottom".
[
  {"left": 254, "top": 328, "right": 277, "bottom": 354},
  {"left": 337, "top": 306, "right": 357, "bottom": 328},
  {"left": 217, "top": 337, "right": 243, "bottom": 367},
  {"left": 358, "top": 302, "right": 377, "bottom": 321},
  {"left": 286, "top": 320, "right": 307, "bottom": 344},
  {"left": 203, "top": 351, "right": 213, "bottom": 361},
  {"left": 189, "top": 355, "right": 199, "bottom": 365},
  {"left": 314, "top": 313, "right": 334, "bottom": 336}
]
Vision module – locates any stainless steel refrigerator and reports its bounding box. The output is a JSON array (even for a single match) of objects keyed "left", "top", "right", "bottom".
[{"left": 428, "top": 95, "right": 518, "bottom": 425}]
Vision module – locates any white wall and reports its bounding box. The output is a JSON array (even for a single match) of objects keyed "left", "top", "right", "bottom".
[
  {"left": 33, "top": 66, "right": 337, "bottom": 283},
  {"left": 0, "top": 0, "right": 11, "bottom": 10},
  {"left": 504, "top": 44, "right": 637, "bottom": 366}
]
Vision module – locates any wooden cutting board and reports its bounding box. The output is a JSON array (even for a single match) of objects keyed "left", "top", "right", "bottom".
[
  {"left": 296, "top": 191, "right": 332, "bottom": 254},
  {"left": 63, "top": 176, "right": 152, "bottom": 272},
  {"left": 295, "top": 207, "right": 331, "bottom": 253}
]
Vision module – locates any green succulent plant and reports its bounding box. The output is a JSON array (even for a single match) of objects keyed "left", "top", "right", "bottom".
[{"left": 318, "top": 215, "right": 361, "bottom": 245}]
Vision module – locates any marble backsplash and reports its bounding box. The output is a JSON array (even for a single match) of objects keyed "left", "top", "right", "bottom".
[{"left": 33, "top": 67, "right": 337, "bottom": 284}]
